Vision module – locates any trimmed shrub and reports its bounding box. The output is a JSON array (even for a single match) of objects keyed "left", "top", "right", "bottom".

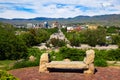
[
  {"left": 106, "top": 49, "right": 120, "bottom": 61},
  {"left": 50, "top": 47, "right": 85, "bottom": 61},
  {"left": 50, "top": 51, "right": 63, "bottom": 61},
  {"left": 27, "top": 47, "right": 43, "bottom": 59},
  {"left": 94, "top": 59, "right": 108, "bottom": 67},
  {"left": 59, "top": 47, "right": 85, "bottom": 61},
  {"left": 12, "top": 60, "right": 38, "bottom": 69},
  {"left": 95, "top": 49, "right": 108, "bottom": 60}
]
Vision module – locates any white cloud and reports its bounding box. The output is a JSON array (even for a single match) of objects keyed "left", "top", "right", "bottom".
[
  {"left": 0, "top": 10, "right": 36, "bottom": 19},
  {"left": 0, "top": 0, "right": 120, "bottom": 18}
]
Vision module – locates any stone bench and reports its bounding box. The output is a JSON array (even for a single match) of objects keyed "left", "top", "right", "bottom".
[{"left": 39, "top": 49, "right": 95, "bottom": 74}]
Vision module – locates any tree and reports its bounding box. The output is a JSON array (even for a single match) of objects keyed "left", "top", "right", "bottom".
[
  {"left": 65, "top": 32, "right": 80, "bottom": 47},
  {"left": 85, "top": 28, "right": 106, "bottom": 47},
  {"left": 96, "top": 28, "right": 106, "bottom": 46},
  {"left": 112, "top": 35, "right": 120, "bottom": 48},
  {"left": 37, "top": 29, "right": 50, "bottom": 43},
  {"left": 50, "top": 38, "right": 66, "bottom": 47},
  {"left": 69, "top": 33, "right": 80, "bottom": 47},
  {"left": 85, "top": 30, "right": 98, "bottom": 47},
  {"left": 20, "top": 28, "right": 50, "bottom": 47},
  {"left": 79, "top": 31, "right": 87, "bottom": 44},
  {"left": 20, "top": 32, "right": 36, "bottom": 47},
  {"left": 0, "top": 23, "right": 27, "bottom": 60}
]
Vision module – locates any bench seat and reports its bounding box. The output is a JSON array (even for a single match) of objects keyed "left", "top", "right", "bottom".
[{"left": 47, "top": 61, "right": 88, "bottom": 69}]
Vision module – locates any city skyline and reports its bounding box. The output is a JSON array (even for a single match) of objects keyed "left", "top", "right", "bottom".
[{"left": 0, "top": 0, "right": 120, "bottom": 19}]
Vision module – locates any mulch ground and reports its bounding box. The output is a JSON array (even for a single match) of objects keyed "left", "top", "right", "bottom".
[{"left": 9, "top": 66, "right": 120, "bottom": 80}]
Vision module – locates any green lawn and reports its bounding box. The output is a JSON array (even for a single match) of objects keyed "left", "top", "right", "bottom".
[{"left": 0, "top": 60, "right": 15, "bottom": 70}]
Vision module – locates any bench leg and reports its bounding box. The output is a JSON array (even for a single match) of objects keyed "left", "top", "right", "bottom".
[
  {"left": 39, "top": 63, "right": 49, "bottom": 73},
  {"left": 84, "top": 63, "right": 94, "bottom": 74},
  {"left": 39, "top": 53, "right": 49, "bottom": 73}
]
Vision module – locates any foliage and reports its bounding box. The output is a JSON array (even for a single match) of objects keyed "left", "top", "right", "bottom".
[
  {"left": 14, "top": 27, "right": 27, "bottom": 31},
  {"left": 111, "top": 35, "right": 120, "bottom": 48},
  {"left": 49, "top": 51, "right": 62, "bottom": 61},
  {"left": 12, "top": 48, "right": 43, "bottom": 69},
  {"left": 64, "top": 32, "right": 81, "bottom": 46},
  {"left": 63, "top": 28, "right": 106, "bottom": 47},
  {"left": 94, "top": 59, "right": 108, "bottom": 67},
  {"left": 27, "top": 47, "right": 43, "bottom": 61},
  {"left": 106, "top": 26, "right": 120, "bottom": 33},
  {"left": 50, "top": 47, "right": 85, "bottom": 61},
  {"left": 45, "top": 28, "right": 58, "bottom": 35},
  {"left": 50, "top": 47, "right": 120, "bottom": 67},
  {"left": 0, "top": 60, "right": 15, "bottom": 70},
  {"left": 106, "top": 49, "right": 120, "bottom": 61},
  {"left": 60, "top": 47, "right": 85, "bottom": 61},
  {"left": 85, "top": 29, "right": 106, "bottom": 46},
  {"left": 84, "top": 30, "right": 97, "bottom": 47},
  {"left": 61, "top": 28, "right": 67, "bottom": 34},
  {"left": 27, "top": 48, "right": 42, "bottom": 57},
  {"left": 94, "top": 50, "right": 108, "bottom": 60},
  {"left": 0, "top": 70, "right": 18, "bottom": 80},
  {"left": 0, "top": 22, "right": 58, "bottom": 60},
  {"left": 50, "top": 38, "right": 66, "bottom": 47},
  {"left": 69, "top": 33, "right": 80, "bottom": 46},
  {"left": 0, "top": 23, "right": 27, "bottom": 60},
  {"left": 95, "top": 49, "right": 120, "bottom": 61},
  {"left": 19, "top": 28, "right": 57, "bottom": 47},
  {"left": 96, "top": 29, "right": 106, "bottom": 46},
  {"left": 78, "top": 31, "right": 87, "bottom": 44},
  {"left": 118, "top": 43, "right": 120, "bottom": 48},
  {"left": 94, "top": 49, "right": 108, "bottom": 67},
  {"left": 35, "top": 29, "right": 50, "bottom": 43},
  {"left": 12, "top": 60, "right": 38, "bottom": 69},
  {"left": 20, "top": 28, "right": 49, "bottom": 47},
  {"left": 19, "top": 32, "right": 36, "bottom": 47}
]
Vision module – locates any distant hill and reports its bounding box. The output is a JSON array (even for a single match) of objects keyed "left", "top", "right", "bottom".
[{"left": 0, "top": 14, "right": 120, "bottom": 26}]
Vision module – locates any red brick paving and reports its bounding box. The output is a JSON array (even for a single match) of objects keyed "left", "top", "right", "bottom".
[{"left": 9, "top": 67, "right": 120, "bottom": 80}]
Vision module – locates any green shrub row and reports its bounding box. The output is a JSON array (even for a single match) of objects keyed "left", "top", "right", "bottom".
[
  {"left": 50, "top": 47, "right": 120, "bottom": 61},
  {"left": 95, "top": 49, "right": 120, "bottom": 61},
  {"left": 12, "top": 60, "right": 39, "bottom": 69},
  {"left": 12, "top": 47, "right": 120, "bottom": 68},
  {"left": 50, "top": 47, "right": 85, "bottom": 61},
  {"left": 94, "top": 59, "right": 108, "bottom": 67},
  {"left": 49, "top": 47, "right": 120, "bottom": 67}
]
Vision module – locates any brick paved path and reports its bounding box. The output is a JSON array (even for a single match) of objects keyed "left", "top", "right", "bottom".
[{"left": 9, "top": 67, "right": 120, "bottom": 80}]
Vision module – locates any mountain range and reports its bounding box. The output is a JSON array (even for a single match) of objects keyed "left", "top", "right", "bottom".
[{"left": 0, "top": 14, "right": 120, "bottom": 26}]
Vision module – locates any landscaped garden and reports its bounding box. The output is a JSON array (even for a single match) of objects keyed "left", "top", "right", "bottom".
[{"left": 0, "top": 22, "right": 120, "bottom": 80}]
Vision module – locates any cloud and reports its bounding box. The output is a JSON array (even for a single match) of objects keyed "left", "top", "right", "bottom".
[
  {"left": 0, "top": 2, "right": 35, "bottom": 13},
  {"left": 0, "top": 0, "right": 120, "bottom": 18}
]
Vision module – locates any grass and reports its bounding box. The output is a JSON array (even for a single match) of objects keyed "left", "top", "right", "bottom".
[{"left": 0, "top": 60, "right": 15, "bottom": 70}]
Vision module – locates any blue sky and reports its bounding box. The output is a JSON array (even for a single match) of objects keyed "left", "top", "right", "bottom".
[{"left": 0, "top": 0, "right": 120, "bottom": 19}]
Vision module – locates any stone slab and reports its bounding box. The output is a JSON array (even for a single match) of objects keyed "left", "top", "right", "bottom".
[{"left": 47, "top": 61, "right": 88, "bottom": 69}]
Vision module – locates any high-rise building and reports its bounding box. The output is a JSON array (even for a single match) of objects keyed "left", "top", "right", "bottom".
[{"left": 43, "top": 21, "right": 49, "bottom": 28}]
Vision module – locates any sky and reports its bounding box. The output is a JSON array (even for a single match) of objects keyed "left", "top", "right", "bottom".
[{"left": 0, "top": 0, "right": 120, "bottom": 19}]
